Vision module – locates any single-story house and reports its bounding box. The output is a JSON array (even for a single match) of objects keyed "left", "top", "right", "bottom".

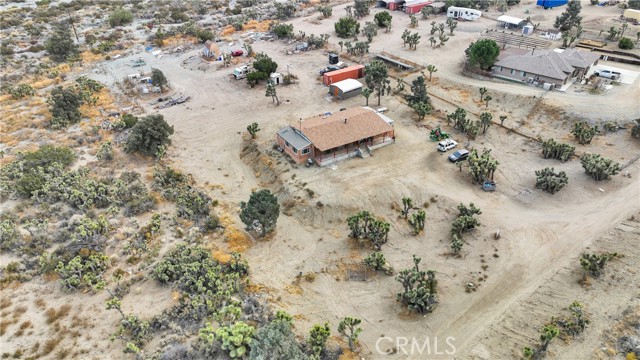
[
  {"left": 542, "top": 29, "right": 562, "bottom": 40},
  {"left": 492, "top": 47, "right": 599, "bottom": 87},
  {"left": 276, "top": 107, "right": 395, "bottom": 166},
  {"left": 496, "top": 15, "right": 527, "bottom": 29},
  {"left": 329, "top": 79, "right": 363, "bottom": 99}
]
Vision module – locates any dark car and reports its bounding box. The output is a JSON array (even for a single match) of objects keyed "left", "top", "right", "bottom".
[
  {"left": 230, "top": 50, "right": 244, "bottom": 57},
  {"left": 319, "top": 65, "right": 340, "bottom": 75},
  {"left": 448, "top": 149, "right": 469, "bottom": 163}
]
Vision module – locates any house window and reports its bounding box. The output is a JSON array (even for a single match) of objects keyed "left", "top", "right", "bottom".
[
  {"left": 292, "top": 146, "right": 298, "bottom": 153},
  {"left": 301, "top": 148, "right": 310, "bottom": 155},
  {"left": 510, "top": 69, "right": 514, "bottom": 74},
  {"left": 285, "top": 141, "right": 290, "bottom": 148},
  {"left": 499, "top": 66, "right": 503, "bottom": 72},
  {"left": 521, "top": 71, "right": 527, "bottom": 77}
]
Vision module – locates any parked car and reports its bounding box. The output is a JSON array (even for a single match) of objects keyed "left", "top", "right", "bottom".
[
  {"left": 319, "top": 65, "right": 340, "bottom": 75},
  {"left": 594, "top": 69, "right": 621, "bottom": 80},
  {"left": 436, "top": 139, "right": 458, "bottom": 152},
  {"left": 230, "top": 49, "right": 244, "bottom": 57},
  {"left": 336, "top": 61, "right": 348, "bottom": 69},
  {"left": 448, "top": 149, "right": 469, "bottom": 162}
]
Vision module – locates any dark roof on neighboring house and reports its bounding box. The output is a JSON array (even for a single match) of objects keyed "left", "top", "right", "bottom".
[
  {"left": 277, "top": 126, "right": 312, "bottom": 150},
  {"left": 301, "top": 107, "right": 393, "bottom": 152}
]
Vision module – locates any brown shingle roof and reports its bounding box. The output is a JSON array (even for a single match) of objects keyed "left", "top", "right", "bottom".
[{"left": 301, "top": 107, "right": 393, "bottom": 152}]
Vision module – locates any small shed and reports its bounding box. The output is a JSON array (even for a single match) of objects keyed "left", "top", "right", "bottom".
[
  {"left": 404, "top": 0, "right": 432, "bottom": 14},
  {"left": 329, "top": 79, "right": 363, "bottom": 99},
  {"left": 542, "top": 29, "right": 562, "bottom": 40},
  {"left": 497, "top": 15, "right": 527, "bottom": 29},
  {"left": 270, "top": 73, "right": 283, "bottom": 85},
  {"left": 377, "top": 0, "right": 405, "bottom": 10},
  {"left": 426, "top": 1, "right": 446, "bottom": 13},
  {"left": 203, "top": 40, "right": 220, "bottom": 58}
]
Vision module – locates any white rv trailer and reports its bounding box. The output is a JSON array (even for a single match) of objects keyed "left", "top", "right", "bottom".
[{"left": 447, "top": 7, "right": 481, "bottom": 21}]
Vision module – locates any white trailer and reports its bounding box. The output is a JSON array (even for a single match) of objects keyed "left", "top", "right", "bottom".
[
  {"left": 447, "top": 7, "right": 481, "bottom": 21},
  {"left": 233, "top": 65, "right": 250, "bottom": 80}
]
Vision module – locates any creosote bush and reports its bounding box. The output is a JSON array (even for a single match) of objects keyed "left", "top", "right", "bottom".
[{"left": 125, "top": 114, "right": 174, "bottom": 157}]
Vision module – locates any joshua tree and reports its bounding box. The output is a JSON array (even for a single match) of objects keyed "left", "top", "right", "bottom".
[
  {"left": 632, "top": 118, "right": 640, "bottom": 138},
  {"left": 265, "top": 81, "right": 280, "bottom": 105},
  {"left": 429, "top": 36, "right": 437, "bottom": 48},
  {"left": 364, "top": 60, "right": 391, "bottom": 106},
  {"left": 396, "top": 255, "right": 438, "bottom": 314},
  {"left": 484, "top": 95, "right": 492, "bottom": 108},
  {"left": 401, "top": 197, "right": 413, "bottom": 218},
  {"left": 535, "top": 167, "right": 568, "bottom": 194},
  {"left": 450, "top": 234, "right": 463, "bottom": 255},
  {"left": 580, "top": 153, "right": 621, "bottom": 181},
  {"left": 408, "top": 209, "right": 426, "bottom": 235},
  {"left": 409, "top": 15, "right": 418, "bottom": 28},
  {"left": 499, "top": 115, "right": 507, "bottom": 126},
  {"left": 426, "top": 64, "right": 437, "bottom": 81},
  {"left": 479, "top": 112, "right": 492, "bottom": 134},
  {"left": 580, "top": 252, "right": 617, "bottom": 280},
  {"left": 247, "top": 123, "right": 261, "bottom": 139},
  {"left": 361, "top": 87, "right": 372, "bottom": 106},
  {"left": 571, "top": 121, "right": 599, "bottom": 144},
  {"left": 446, "top": 17, "right": 458, "bottom": 35},
  {"left": 540, "top": 138, "right": 574, "bottom": 162},
  {"left": 478, "top": 87, "right": 488, "bottom": 102},
  {"left": 308, "top": 323, "right": 330, "bottom": 360},
  {"left": 363, "top": 251, "right": 393, "bottom": 275},
  {"left": 540, "top": 325, "right": 560, "bottom": 352},
  {"left": 338, "top": 317, "right": 362, "bottom": 352},
  {"left": 468, "top": 149, "right": 498, "bottom": 184}
]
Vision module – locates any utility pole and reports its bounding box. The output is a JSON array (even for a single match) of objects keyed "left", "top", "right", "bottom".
[{"left": 67, "top": 9, "right": 80, "bottom": 43}]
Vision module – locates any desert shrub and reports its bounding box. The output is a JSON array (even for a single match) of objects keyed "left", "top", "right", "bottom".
[
  {"left": 153, "top": 244, "right": 248, "bottom": 321},
  {"left": 2, "top": 83, "right": 35, "bottom": 99},
  {"left": 618, "top": 37, "right": 634, "bottom": 49},
  {"left": 335, "top": 17, "right": 360, "bottom": 38},
  {"left": 152, "top": 165, "right": 188, "bottom": 199},
  {"left": 109, "top": 8, "right": 134, "bottom": 27},
  {"left": 124, "top": 114, "right": 174, "bottom": 157},
  {"left": 55, "top": 250, "right": 109, "bottom": 291},
  {"left": 270, "top": 23, "right": 294, "bottom": 38},
  {"left": 176, "top": 187, "right": 213, "bottom": 220},
  {"left": 248, "top": 320, "right": 307, "bottom": 360},
  {"left": 97, "top": 141, "right": 114, "bottom": 162},
  {"left": 0, "top": 145, "right": 75, "bottom": 197},
  {"left": 535, "top": 168, "right": 568, "bottom": 194},
  {"left": 374, "top": 11, "right": 392, "bottom": 27},
  {"left": 48, "top": 86, "right": 83, "bottom": 129},
  {"left": 240, "top": 189, "right": 280, "bottom": 237},
  {"left": 121, "top": 114, "right": 139, "bottom": 128},
  {"left": 45, "top": 22, "right": 79, "bottom": 62},
  {"left": 111, "top": 314, "right": 151, "bottom": 353},
  {"left": 0, "top": 216, "right": 20, "bottom": 251}
]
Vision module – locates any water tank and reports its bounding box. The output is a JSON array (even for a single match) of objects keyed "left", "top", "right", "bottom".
[{"left": 522, "top": 25, "right": 534, "bottom": 35}]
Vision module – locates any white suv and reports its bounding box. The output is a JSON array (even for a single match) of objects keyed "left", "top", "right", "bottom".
[{"left": 436, "top": 139, "right": 457, "bottom": 152}]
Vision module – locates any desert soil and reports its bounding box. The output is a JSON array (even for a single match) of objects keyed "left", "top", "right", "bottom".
[{"left": 2, "top": 1, "right": 639, "bottom": 359}]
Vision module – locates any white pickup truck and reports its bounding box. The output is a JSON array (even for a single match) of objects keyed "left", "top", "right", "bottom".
[{"left": 594, "top": 69, "right": 621, "bottom": 80}]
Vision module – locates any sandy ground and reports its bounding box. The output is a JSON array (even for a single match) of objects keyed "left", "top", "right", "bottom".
[{"left": 2, "top": 1, "right": 640, "bottom": 359}]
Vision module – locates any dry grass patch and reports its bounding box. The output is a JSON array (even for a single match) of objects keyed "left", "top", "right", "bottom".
[
  {"left": 45, "top": 304, "right": 72, "bottom": 325},
  {"left": 41, "top": 337, "right": 61, "bottom": 356},
  {"left": 0, "top": 298, "right": 11, "bottom": 310}
]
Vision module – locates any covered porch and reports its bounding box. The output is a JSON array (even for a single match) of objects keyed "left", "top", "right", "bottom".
[{"left": 312, "top": 131, "right": 394, "bottom": 166}]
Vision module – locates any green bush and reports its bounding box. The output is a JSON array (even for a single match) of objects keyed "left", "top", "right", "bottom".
[
  {"left": 124, "top": 114, "right": 174, "bottom": 157},
  {"left": 374, "top": 11, "right": 392, "bottom": 27},
  {"left": 618, "top": 37, "right": 634, "bottom": 49},
  {"left": 109, "top": 8, "right": 134, "bottom": 27},
  {"left": 249, "top": 320, "right": 307, "bottom": 360},
  {"left": 48, "top": 86, "right": 83, "bottom": 129},
  {"left": 335, "top": 17, "right": 360, "bottom": 38},
  {"left": 45, "top": 22, "right": 79, "bottom": 62},
  {"left": 121, "top": 114, "right": 139, "bottom": 128},
  {"left": 0, "top": 217, "right": 20, "bottom": 251},
  {"left": 271, "top": 23, "right": 294, "bottom": 38}
]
